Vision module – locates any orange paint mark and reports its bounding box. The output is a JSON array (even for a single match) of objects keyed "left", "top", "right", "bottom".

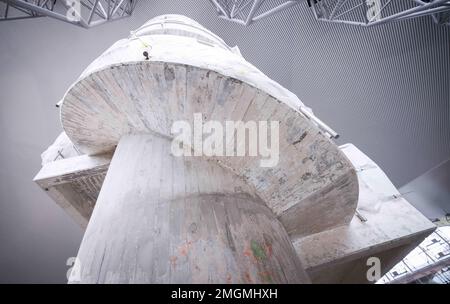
[
  {"left": 243, "top": 244, "right": 259, "bottom": 264},
  {"left": 244, "top": 271, "right": 253, "bottom": 283},
  {"left": 265, "top": 243, "right": 273, "bottom": 258},
  {"left": 226, "top": 273, "right": 232, "bottom": 284},
  {"left": 178, "top": 241, "right": 193, "bottom": 257},
  {"left": 169, "top": 256, "right": 178, "bottom": 268},
  {"left": 243, "top": 247, "right": 253, "bottom": 258}
]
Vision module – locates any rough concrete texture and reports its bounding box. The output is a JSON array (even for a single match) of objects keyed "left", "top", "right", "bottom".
[
  {"left": 293, "top": 144, "right": 435, "bottom": 283},
  {"left": 34, "top": 15, "right": 435, "bottom": 284},
  {"left": 60, "top": 15, "right": 359, "bottom": 237},
  {"left": 70, "top": 134, "right": 310, "bottom": 283}
]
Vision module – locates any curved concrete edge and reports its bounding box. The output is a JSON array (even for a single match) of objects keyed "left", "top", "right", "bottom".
[
  {"left": 34, "top": 133, "right": 359, "bottom": 239},
  {"left": 292, "top": 144, "right": 436, "bottom": 283},
  {"left": 67, "top": 33, "right": 305, "bottom": 115},
  {"left": 60, "top": 61, "right": 358, "bottom": 236}
]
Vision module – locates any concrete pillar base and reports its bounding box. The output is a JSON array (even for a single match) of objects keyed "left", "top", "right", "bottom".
[{"left": 69, "top": 134, "right": 309, "bottom": 283}]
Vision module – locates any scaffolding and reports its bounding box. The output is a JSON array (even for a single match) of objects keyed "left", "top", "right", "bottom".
[
  {"left": 310, "top": 0, "right": 450, "bottom": 27},
  {"left": 378, "top": 226, "right": 450, "bottom": 284},
  {"left": 208, "top": 0, "right": 301, "bottom": 25},
  {"left": 0, "top": 0, "right": 138, "bottom": 28},
  {"left": 209, "top": 0, "right": 450, "bottom": 26}
]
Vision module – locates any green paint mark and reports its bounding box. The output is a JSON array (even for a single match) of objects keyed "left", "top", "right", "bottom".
[
  {"left": 260, "top": 272, "right": 273, "bottom": 283},
  {"left": 251, "top": 240, "right": 266, "bottom": 260}
]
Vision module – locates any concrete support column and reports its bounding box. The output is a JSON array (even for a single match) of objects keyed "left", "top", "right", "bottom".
[{"left": 70, "top": 134, "right": 309, "bottom": 283}]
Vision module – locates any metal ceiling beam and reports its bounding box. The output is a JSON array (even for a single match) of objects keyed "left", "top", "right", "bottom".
[
  {"left": 209, "top": 0, "right": 302, "bottom": 26},
  {"left": 310, "top": 0, "right": 450, "bottom": 27},
  {"left": 0, "top": 0, "right": 138, "bottom": 28},
  {"left": 208, "top": 0, "right": 450, "bottom": 26}
]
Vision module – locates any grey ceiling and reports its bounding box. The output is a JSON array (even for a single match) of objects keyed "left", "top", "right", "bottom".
[
  {"left": 400, "top": 158, "right": 450, "bottom": 220},
  {"left": 0, "top": 0, "right": 448, "bottom": 283}
]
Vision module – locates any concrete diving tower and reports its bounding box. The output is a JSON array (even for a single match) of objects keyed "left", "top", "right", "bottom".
[{"left": 34, "top": 15, "right": 434, "bottom": 283}]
